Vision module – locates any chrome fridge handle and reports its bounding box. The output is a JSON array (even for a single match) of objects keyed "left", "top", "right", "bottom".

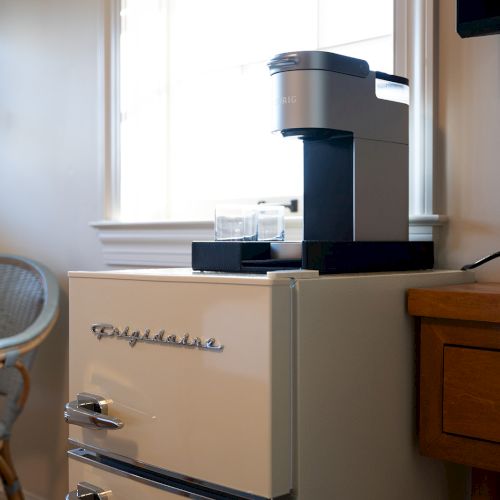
[
  {"left": 66, "top": 481, "right": 112, "bottom": 499},
  {"left": 64, "top": 392, "right": 124, "bottom": 430}
]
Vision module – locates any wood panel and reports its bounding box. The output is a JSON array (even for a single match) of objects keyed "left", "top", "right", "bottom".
[
  {"left": 443, "top": 346, "right": 500, "bottom": 443},
  {"left": 410, "top": 282, "right": 500, "bottom": 499},
  {"left": 408, "top": 283, "right": 500, "bottom": 323},
  {"left": 418, "top": 319, "right": 500, "bottom": 472}
]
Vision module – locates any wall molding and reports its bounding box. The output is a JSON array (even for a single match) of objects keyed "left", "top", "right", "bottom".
[
  {"left": 409, "top": 213, "right": 448, "bottom": 242},
  {"left": 92, "top": 216, "right": 446, "bottom": 267},
  {"left": 91, "top": 220, "right": 213, "bottom": 267},
  {"left": 396, "top": 0, "right": 438, "bottom": 217}
]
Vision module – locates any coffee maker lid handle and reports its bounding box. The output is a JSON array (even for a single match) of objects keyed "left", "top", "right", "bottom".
[{"left": 267, "top": 50, "right": 370, "bottom": 78}]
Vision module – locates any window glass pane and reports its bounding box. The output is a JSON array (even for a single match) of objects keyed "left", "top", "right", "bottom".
[
  {"left": 119, "top": 0, "right": 168, "bottom": 221},
  {"left": 118, "top": 0, "right": 394, "bottom": 221},
  {"left": 324, "top": 35, "right": 394, "bottom": 75},
  {"left": 168, "top": 61, "right": 303, "bottom": 220},
  {"left": 318, "top": 0, "right": 393, "bottom": 48},
  {"left": 169, "top": 0, "right": 318, "bottom": 75}
]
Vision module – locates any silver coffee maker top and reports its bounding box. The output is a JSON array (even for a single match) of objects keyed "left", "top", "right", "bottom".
[{"left": 268, "top": 50, "right": 370, "bottom": 78}]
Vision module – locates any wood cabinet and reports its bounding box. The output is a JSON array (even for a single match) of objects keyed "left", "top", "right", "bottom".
[{"left": 408, "top": 283, "right": 500, "bottom": 498}]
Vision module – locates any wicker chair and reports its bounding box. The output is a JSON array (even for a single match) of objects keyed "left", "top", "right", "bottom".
[{"left": 0, "top": 255, "right": 59, "bottom": 500}]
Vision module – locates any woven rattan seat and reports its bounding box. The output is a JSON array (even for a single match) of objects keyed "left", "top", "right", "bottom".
[{"left": 0, "top": 255, "right": 59, "bottom": 500}]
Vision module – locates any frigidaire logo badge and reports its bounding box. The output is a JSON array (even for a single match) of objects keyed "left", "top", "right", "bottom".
[
  {"left": 90, "top": 323, "right": 224, "bottom": 351},
  {"left": 281, "top": 95, "right": 297, "bottom": 104}
]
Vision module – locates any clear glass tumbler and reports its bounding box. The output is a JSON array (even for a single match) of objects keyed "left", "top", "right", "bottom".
[
  {"left": 215, "top": 205, "right": 258, "bottom": 241},
  {"left": 257, "top": 205, "right": 285, "bottom": 241}
]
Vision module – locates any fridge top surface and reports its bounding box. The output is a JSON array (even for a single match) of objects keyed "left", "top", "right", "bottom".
[
  {"left": 68, "top": 267, "right": 470, "bottom": 286},
  {"left": 67, "top": 267, "right": 312, "bottom": 286}
]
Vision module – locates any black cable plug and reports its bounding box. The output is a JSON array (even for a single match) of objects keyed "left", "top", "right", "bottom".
[{"left": 461, "top": 251, "right": 500, "bottom": 271}]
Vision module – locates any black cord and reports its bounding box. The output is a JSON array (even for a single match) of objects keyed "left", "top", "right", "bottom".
[{"left": 461, "top": 251, "right": 500, "bottom": 270}]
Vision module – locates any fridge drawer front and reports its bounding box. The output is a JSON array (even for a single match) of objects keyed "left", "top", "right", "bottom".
[
  {"left": 69, "top": 451, "right": 190, "bottom": 499},
  {"left": 68, "top": 277, "right": 291, "bottom": 498}
]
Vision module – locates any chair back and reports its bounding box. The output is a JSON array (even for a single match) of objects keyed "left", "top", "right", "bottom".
[
  {"left": 0, "top": 255, "right": 59, "bottom": 361},
  {"left": 0, "top": 256, "right": 59, "bottom": 497},
  {"left": 0, "top": 258, "right": 45, "bottom": 342}
]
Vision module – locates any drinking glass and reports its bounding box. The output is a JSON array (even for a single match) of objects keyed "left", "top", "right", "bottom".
[
  {"left": 215, "top": 205, "right": 258, "bottom": 241},
  {"left": 257, "top": 205, "right": 285, "bottom": 241}
]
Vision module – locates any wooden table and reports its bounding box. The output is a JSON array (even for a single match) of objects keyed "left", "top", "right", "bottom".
[{"left": 408, "top": 283, "right": 500, "bottom": 500}]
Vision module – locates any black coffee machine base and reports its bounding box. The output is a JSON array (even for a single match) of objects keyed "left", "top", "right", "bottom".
[{"left": 191, "top": 241, "right": 434, "bottom": 274}]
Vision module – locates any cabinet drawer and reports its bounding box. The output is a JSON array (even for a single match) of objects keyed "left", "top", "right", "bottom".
[{"left": 444, "top": 346, "right": 500, "bottom": 443}]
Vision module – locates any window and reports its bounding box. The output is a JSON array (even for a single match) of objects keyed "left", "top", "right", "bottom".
[
  {"left": 117, "top": 0, "right": 394, "bottom": 222},
  {"left": 95, "top": 0, "right": 442, "bottom": 266}
]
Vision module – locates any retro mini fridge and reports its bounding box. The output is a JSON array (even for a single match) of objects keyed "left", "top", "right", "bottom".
[{"left": 66, "top": 268, "right": 473, "bottom": 499}]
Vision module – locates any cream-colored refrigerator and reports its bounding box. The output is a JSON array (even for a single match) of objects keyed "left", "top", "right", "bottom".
[{"left": 65, "top": 268, "right": 472, "bottom": 499}]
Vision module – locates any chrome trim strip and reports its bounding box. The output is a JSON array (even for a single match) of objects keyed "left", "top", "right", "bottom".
[{"left": 68, "top": 440, "right": 291, "bottom": 500}]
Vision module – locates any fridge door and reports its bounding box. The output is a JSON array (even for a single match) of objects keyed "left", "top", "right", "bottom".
[{"left": 68, "top": 275, "right": 291, "bottom": 499}]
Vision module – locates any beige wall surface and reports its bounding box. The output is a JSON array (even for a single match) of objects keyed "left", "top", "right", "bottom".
[
  {"left": 437, "top": 0, "right": 500, "bottom": 281},
  {"left": 0, "top": 0, "right": 107, "bottom": 498}
]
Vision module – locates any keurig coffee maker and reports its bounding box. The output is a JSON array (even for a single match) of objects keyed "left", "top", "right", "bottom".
[{"left": 192, "top": 51, "right": 433, "bottom": 274}]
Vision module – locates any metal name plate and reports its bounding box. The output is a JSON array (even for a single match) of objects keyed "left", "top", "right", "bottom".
[{"left": 91, "top": 324, "right": 224, "bottom": 351}]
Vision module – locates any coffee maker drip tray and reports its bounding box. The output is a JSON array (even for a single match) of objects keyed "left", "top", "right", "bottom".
[
  {"left": 191, "top": 241, "right": 434, "bottom": 274},
  {"left": 192, "top": 241, "right": 302, "bottom": 274}
]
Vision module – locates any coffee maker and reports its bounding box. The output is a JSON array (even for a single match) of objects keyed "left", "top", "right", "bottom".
[{"left": 192, "top": 51, "right": 433, "bottom": 274}]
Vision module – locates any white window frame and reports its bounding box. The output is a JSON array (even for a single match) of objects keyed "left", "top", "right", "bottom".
[{"left": 92, "top": 0, "right": 446, "bottom": 267}]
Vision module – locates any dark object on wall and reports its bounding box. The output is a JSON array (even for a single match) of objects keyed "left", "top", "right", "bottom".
[{"left": 457, "top": 0, "right": 500, "bottom": 38}]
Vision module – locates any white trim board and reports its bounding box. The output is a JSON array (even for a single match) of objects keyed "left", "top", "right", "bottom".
[{"left": 91, "top": 215, "right": 447, "bottom": 267}]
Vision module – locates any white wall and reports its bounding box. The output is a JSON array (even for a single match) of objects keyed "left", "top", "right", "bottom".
[
  {"left": 437, "top": 0, "right": 500, "bottom": 281},
  {"left": 0, "top": 0, "right": 107, "bottom": 498}
]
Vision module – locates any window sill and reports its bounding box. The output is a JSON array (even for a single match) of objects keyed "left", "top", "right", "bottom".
[
  {"left": 91, "top": 217, "right": 303, "bottom": 267},
  {"left": 91, "top": 214, "right": 447, "bottom": 267}
]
